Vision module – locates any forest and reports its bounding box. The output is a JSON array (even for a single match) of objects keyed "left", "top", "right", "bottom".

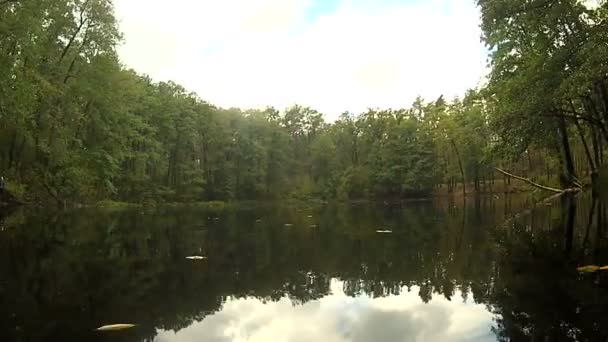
[{"left": 1, "top": 0, "right": 608, "bottom": 204}]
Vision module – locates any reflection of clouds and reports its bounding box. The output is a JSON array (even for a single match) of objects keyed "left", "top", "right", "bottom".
[
  {"left": 350, "top": 309, "right": 430, "bottom": 342},
  {"left": 155, "top": 280, "right": 497, "bottom": 342}
]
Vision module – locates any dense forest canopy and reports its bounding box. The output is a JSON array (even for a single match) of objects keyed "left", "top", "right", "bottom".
[{"left": 0, "top": 0, "right": 607, "bottom": 204}]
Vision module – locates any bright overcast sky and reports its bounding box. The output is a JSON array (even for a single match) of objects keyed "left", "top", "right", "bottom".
[{"left": 113, "top": 0, "right": 488, "bottom": 119}]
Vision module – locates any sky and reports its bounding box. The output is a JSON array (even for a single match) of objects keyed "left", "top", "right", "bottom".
[{"left": 113, "top": 0, "right": 488, "bottom": 120}]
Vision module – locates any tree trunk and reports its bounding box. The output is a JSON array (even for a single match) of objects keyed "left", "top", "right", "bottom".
[
  {"left": 14, "top": 135, "right": 25, "bottom": 175},
  {"left": 582, "top": 95, "right": 608, "bottom": 144},
  {"left": 596, "top": 80, "right": 608, "bottom": 125},
  {"left": 582, "top": 196, "right": 597, "bottom": 248},
  {"left": 527, "top": 149, "right": 533, "bottom": 179},
  {"left": 488, "top": 170, "right": 493, "bottom": 193},
  {"left": 562, "top": 195, "right": 577, "bottom": 256},
  {"left": 58, "top": 3, "right": 90, "bottom": 63},
  {"left": 474, "top": 166, "right": 480, "bottom": 192},
  {"left": 7, "top": 130, "right": 17, "bottom": 170},
  {"left": 450, "top": 138, "right": 465, "bottom": 196},
  {"left": 557, "top": 114, "right": 577, "bottom": 186},
  {"left": 601, "top": 136, "right": 605, "bottom": 165},
  {"left": 595, "top": 201, "right": 605, "bottom": 258},
  {"left": 591, "top": 126, "right": 601, "bottom": 168},
  {"left": 574, "top": 118, "right": 596, "bottom": 174}
]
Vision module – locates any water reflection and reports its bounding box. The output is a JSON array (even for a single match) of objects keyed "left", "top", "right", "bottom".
[
  {"left": 0, "top": 195, "right": 606, "bottom": 341},
  {"left": 156, "top": 281, "right": 496, "bottom": 342}
]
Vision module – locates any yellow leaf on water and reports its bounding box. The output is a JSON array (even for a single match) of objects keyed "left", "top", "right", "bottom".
[
  {"left": 577, "top": 265, "right": 600, "bottom": 273},
  {"left": 577, "top": 265, "right": 608, "bottom": 273},
  {"left": 96, "top": 324, "right": 136, "bottom": 331}
]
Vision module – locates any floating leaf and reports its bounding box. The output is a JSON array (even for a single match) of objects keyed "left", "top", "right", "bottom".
[
  {"left": 577, "top": 265, "right": 600, "bottom": 273},
  {"left": 376, "top": 230, "right": 393, "bottom": 234},
  {"left": 577, "top": 265, "right": 608, "bottom": 273},
  {"left": 186, "top": 256, "right": 207, "bottom": 260},
  {"left": 96, "top": 324, "right": 136, "bottom": 331}
]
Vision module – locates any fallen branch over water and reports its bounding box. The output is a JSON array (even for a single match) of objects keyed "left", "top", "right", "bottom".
[{"left": 494, "top": 167, "right": 567, "bottom": 193}]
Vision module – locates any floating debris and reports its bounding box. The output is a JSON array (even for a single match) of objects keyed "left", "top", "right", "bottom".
[
  {"left": 96, "top": 324, "right": 136, "bottom": 331},
  {"left": 376, "top": 230, "right": 393, "bottom": 234},
  {"left": 577, "top": 265, "right": 608, "bottom": 273},
  {"left": 309, "top": 224, "right": 318, "bottom": 228},
  {"left": 256, "top": 219, "right": 262, "bottom": 222},
  {"left": 307, "top": 215, "right": 313, "bottom": 218},
  {"left": 186, "top": 256, "right": 207, "bottom": 260},
  {"left": 284, "top": 224, "right": 293, "bottom": 227}
]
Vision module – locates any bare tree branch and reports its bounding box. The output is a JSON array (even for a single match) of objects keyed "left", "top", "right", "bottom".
[{"left": 494, "top": 167, "right": 581, "bottom": 193}]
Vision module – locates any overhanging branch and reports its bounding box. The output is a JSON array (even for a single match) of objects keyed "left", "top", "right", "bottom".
[{"left": 494, "top": 167, "right": 580, "bottom": 193}]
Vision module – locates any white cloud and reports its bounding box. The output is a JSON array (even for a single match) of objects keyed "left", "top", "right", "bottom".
[
  {"left": 114, "top": 0, "right": 487, "bottom": 120},
  {"left": 154, "top": 281, "right": 497, "bottom": 342}
]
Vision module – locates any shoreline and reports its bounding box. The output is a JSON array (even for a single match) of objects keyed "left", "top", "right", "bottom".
[{"left": 3, "top": 190, "right": 538, "bottom": 212}]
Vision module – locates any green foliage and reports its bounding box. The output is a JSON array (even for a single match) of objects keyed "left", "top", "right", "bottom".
[
  {"left": 478, "top": 0, "right": 608, "bottom": 185},
  {"left": 4, "top": 181, "right": 27, "bottom": 203},
  {"left": 336, "top": 166, "right": 370, "bottom": 200},
  {"left": 1, "top": 0, "right": 605, "bottom": 204},
  {"left": 598, "top": 167, "right": 608, "bottom": 199}
]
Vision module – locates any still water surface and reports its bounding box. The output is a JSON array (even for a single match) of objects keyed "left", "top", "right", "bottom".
[{"left": 1, "top": 195, "right": 607, "bottom": 341}]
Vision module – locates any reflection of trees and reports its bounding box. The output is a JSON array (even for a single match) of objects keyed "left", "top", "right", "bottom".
[
  {"left": 0, "top": 196, "right": 606, "bottom": 341},
  {"left": 485, "top": 195, "right": 608, "bottom": 341}
]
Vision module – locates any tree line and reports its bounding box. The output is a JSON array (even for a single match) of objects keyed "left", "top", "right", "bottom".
[{"left": 0, "top": 0, "right": 606, "bottom": 204}]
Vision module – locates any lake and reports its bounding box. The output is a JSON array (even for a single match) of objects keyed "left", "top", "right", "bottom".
[{"left": 1, "top": 195, "right": 607, "bottom": 342}]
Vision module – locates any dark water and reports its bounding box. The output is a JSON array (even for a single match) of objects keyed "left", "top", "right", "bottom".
[{"left": 1, "top": 195, "right": 608, "bottom": 342}]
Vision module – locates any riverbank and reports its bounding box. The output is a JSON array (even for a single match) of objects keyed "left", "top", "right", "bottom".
[
  {"left": 4, "top": 173, "right": 596, "bottom": 211},
  {"left": 2, "top": 187, "right": 534, "bottom": 211}
]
